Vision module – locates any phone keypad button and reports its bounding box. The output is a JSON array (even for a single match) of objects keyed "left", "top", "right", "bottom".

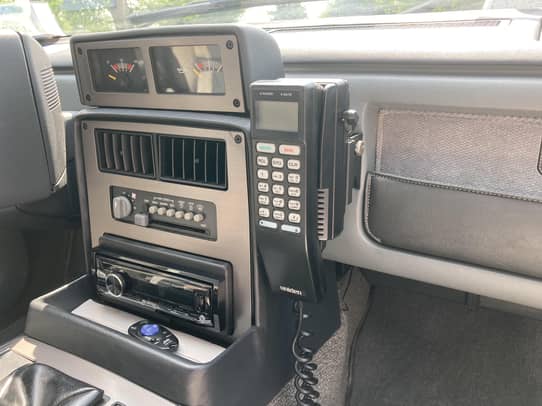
[
  {"left": 272, "top": 184, "right": 284, "bottom": 195},
  {"left": 258, "top": 195, "right": 270, "bottom": 205},
  {"left": 272, "top": 197, "right": 285, "bottom": 208},
  {"left": 287, "top": 173, "right": 301, "bottom": 184},
  {"left": 272, "top": 171, "right": 284, "bottom": 182},
  {"left": 288, "top": 200, "right": 301, "bottom": 211},
  {"left": 256, "top": 143, "right": 276, "bottom": 154},
  {"left": 279, "top": 144, "right": 301, "bottom": 156},
  {"left": 257, "top": 156, "right": 269, "bottom": 166},
  {"left": 287, "top": 159, "right": 301, "bottom": 170},
  {"left": 273, "top": 210, "right": 285, "bottom": 221},
  {"left": 258, "top": 182, "right": 269, "bottom": 192},
  {"left": 271, "top": 158, "right": 284, "bottom": 168},
  {"left": 288, "top": 187, "right": 301, "bottom": 198},
  {"left": 281, "top": 224, "right": 301, "bottom": 234},
  {"left": 288, "top": 213, "right": 301, "bottom": 224},
  {"left": 258, "top": 207, "right": 270, "bottom": 218},
  {"left": 257, "top": 169, "right": 269, "bottom": 180},
  {"left": 259, "top": 220, "right": 277, "bottom": 229}
]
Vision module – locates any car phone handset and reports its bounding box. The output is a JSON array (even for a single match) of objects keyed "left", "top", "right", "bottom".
[{"left": 250, "top": 78, "right": 358, "bottom": 304}]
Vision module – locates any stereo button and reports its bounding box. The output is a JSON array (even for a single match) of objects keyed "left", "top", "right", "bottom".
[
  {"left": 174, "top": 210, "right": 185, "bottom": 219},
  {"left": 193, "top": 213, "right": 205, "bottom": 223},
  {"left": 148, "top": 205, "right": 158, "bottom": 215},
  {"left": 184, "top": 212, "right": 194, "bottom": 221},
  {"left": 157, "top": 207, "right": 167, "bottom": 216},
  {"left": 166, "top": 208, "right": 176, "bottom": 217},
  {"left": 134, "top": 213, "right": 149, "bottom": 227}
]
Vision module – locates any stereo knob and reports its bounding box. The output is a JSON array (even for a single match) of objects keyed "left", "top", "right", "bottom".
[
  {"left": 112, "top": 196, "right": 132, "bottom": 219},
  {"left": 105, "top": 273, "right": 125, "bottom": 297},
  {"left": 193, "top": 213, "right": 205, "bottom": 223}
]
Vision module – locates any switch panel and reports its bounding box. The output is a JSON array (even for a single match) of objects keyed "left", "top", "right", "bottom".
[{"left": 110, "top": 186, "right": 217, "bottom": 240}]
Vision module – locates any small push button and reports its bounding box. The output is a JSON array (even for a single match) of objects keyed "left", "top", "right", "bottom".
[
  {"left": 140, "top": 323, "right": 160, "bottom": 337},
  {"left": 279, "top": 144, "right": 301, "bottom": 156},
  {"left": 256, "top": 142, "right": 276, "bottom": 154}
]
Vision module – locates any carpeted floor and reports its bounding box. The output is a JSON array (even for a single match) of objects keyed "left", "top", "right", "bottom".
[{"left": 350, "top": 286, "right": 542, "bottom": 406}]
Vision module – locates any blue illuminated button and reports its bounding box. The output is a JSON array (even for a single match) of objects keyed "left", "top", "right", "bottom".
[{"left": 140, "top": 323, "right": 160, "bottom": 336}]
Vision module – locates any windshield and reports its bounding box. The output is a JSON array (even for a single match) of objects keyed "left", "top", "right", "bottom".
[{"left": 0, "top": 0, "right": 535, "bottom": 35}]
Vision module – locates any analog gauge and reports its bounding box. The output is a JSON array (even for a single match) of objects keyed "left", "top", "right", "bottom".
[
  {"left": 88, "top": 48, "right": 148, "bottom": 93},
  {"left": 151, "top": 45, "right": 226, "bottom": 95}
]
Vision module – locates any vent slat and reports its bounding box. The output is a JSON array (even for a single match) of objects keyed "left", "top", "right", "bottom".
[
  {"left": 95, "top": 130, "right": 155, "bottom": 178},
  {"left": 112, "top": 133, "right": 123, "bottom": 171},
  {"left": 102, "top": 133, "right": 114, "bottom": 169},
  {"left": 159, "top": 134, "right": 227, "bottom": 189},
  {"left": 121, "top": 133, "right": 133, "bottom": 172},
  {"left": 140, "top": 136, "right": 153, "bottom": 175},
  {"left": 130, "top": 136, "right": 142, "bottom": 173}
]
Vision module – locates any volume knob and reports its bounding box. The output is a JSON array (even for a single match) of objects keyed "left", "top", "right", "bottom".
[
  {"left": 112, "top": 196, "right": 132, "bottom": 219},
  {"left": 105, "top": 273, "right": 125, "bottom": 297}
]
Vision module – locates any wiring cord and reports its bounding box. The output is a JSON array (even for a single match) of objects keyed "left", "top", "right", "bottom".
[{"left": 292, "top": 300, "right": 320, "bottom": 406}]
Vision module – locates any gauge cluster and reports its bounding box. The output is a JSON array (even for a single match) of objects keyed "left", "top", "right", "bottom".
[{"left": 71, "top": 26, "right": 284, "bottom": 114}]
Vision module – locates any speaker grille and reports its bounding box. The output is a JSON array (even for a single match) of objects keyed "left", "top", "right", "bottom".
[{"left": 40, "top": 67, "right": 60, "bottom": 111}]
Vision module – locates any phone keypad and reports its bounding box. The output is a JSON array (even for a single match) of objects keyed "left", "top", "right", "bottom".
[{"left": 256, "top": 143, "right": 303, "bottom": 234}]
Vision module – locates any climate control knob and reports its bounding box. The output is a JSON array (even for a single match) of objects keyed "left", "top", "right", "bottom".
[
  {"left": 112, "top": 196, "right": 132, "bottom": 219},
  {"left": 105, "top": 273, "right": 125, "bottom": 297},
  {"left": 193, "top": 213, "right": 205, "bottom": 223}
]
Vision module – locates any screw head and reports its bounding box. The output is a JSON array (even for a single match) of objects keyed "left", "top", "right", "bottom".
[
  {"left": 233, "top": 99, "right": 240, "bottom": 108},
  {"left": 82, "top": 123, "right": 88, "bottom": 130},
  {"left": 234, "top": 134, "right": 242, "bottom": 144},
  {"left": 85, "top": 94, "right": 91, "bottom": 102},
  {"left": 226, "top": 40, "right": 234, "bottom": 49},
  {"left": 77, "top": 47, "right": 82, "bottom": 55}
]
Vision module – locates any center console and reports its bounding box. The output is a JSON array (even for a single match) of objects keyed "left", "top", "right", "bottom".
[{"left": 16, "top": 24, "right": 359, "bottom": 406}]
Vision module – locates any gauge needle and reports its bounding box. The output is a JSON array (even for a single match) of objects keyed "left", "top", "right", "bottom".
[{"left": 108, "top": 74, "right": 117, "bottom": 81}]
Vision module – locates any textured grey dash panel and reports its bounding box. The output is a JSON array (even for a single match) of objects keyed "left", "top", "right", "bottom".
[{"left": 377, "top": 109, "right": 542, "bottom": 200}]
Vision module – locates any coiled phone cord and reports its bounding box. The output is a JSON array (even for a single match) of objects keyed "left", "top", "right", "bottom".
[{"left": 292, "top": 300, "right": 320, "bottom": 406}]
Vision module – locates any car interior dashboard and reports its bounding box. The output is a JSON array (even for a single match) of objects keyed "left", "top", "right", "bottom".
[{"left": 2, "top": 11, "right": 542, "bottom": 406}]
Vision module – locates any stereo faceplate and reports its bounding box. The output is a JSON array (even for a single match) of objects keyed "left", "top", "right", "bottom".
[{"left": 111, "top": 186, "right": 218, "bottom": 240}]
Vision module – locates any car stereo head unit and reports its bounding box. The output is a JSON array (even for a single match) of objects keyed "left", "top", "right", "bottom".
[
  {"left": 94, "top": 250, "right": 233, "bottom": 334},
  {"left": 71, "top": 25, "right": 284, "bottom": 113}
]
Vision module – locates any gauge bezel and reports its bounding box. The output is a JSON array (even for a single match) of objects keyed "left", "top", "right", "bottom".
[
  {"left": 74, "top": 35, "right": 245, "bottom": 113},
  {"left": 88, "top": 47, "right": 149, "bottom": 93}
]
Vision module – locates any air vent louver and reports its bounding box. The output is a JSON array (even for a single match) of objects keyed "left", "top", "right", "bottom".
[
  {"left": 159, "top": 135, "right": 227, "bottom": 189},
  {"left": 96, "top": 130, "right": 155, "bottom": 178},
  {"left": 40, "top": 67, "right": 60, "bottom": 111}
]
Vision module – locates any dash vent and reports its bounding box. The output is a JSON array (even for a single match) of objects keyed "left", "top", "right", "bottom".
[
  {"left": 95, "top": 130, "right": 155, "bottom": 178},
  {"left": 40, "top": 67, "right": 60, "bottom": 111},
  {"left": 159, "top": 135, "right": 227, "bottom": 189}
]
